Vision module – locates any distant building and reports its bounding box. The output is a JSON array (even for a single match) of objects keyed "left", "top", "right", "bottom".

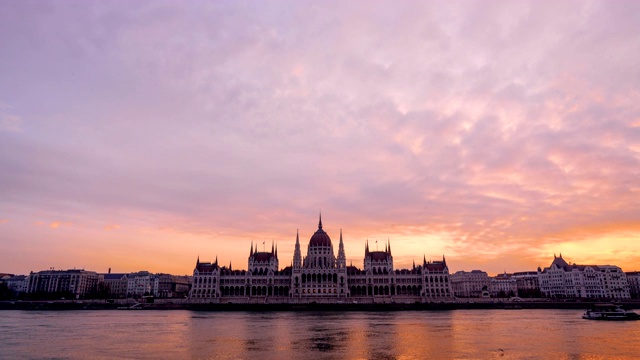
[
  {"left": 189, "top": 216, "right": 452, "bottom": 303},
  {"left": 626, "top": 272, "right": 640, "bottom": 299},
  {"left": 1, "top": 274, "right": 28, "bottom": 296},
  {"left": 450, "top": 270, "right": 490, "bottom": 298},
  {"left": 490, "top": 272, "right": 518, "bottom": 297},
  {"left": 157, "top": 274, "right": 191, "bottom": 298},
  {"left": 512, "top": 271, "right": 541, "bottom": 298},
  {"left": 27, "top": 269, "right": 98, "bottom": 298},
  {"left": 127, "top": 271, "right": 159, "bottom": 297},
  {"left": 98, "top": 272, "right": 128, "bottom": 298},
  {"left": 538, "top": 254, "right": 630, "bottom": 299}
]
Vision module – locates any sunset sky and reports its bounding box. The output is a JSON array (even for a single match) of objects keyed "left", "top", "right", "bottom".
[{"left": 1, "top": 1, "right": 639, "bottom": 276}]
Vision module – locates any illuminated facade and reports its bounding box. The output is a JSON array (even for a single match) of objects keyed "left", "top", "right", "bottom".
[
  {"left": 189, "top": 216, "right": 453, "bottom": 303},
  {"left": 538, "top": 254, "right": 630, "bottom": 299},
  {"left": 450, "top": 270, "right": 490, "bottom": 298},
  {"left": 27, "top": 269, "right": 98, "bottom": 298}
]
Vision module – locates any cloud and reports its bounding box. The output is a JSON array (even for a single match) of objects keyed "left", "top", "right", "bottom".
[
  {"left": 0, "top": 113, "right": 21, "bottom": 132},
  {"left": 1, "top": 0, "right": 639, "bottom": 274},
  {"left": 49, "top": 222, "right": 73, "bottom": 229}
]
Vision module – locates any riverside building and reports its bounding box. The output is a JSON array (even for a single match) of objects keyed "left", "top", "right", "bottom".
[
  {"left": 489, "top": 272, "right": 518, "bottom": 297},
  {"left": 189, "top": 216, "right": 453, "bottom": 303},
  {"left": 537, "top": 254, "right": 630, "bottom": 299},
  {"left": 450, "top": 270, "right": 490, "bottom": 298},
  {"left": 26, "top": 269, "right": 98, "bottom": 298},
  {"left": 625, "top": 271, "right": 640, "bottom": 299}
]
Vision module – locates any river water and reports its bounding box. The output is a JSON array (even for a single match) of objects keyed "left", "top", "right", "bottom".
[{"left": 1, "top": 309, "right": 639, "bottom": 359}]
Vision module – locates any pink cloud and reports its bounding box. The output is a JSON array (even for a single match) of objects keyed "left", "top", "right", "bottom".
[{"left": 1, "top": 1, "right": 639, "bottom": 275}]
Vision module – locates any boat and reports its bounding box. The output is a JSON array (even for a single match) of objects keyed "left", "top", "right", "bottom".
[{"left": 582, "top": 304, "right": 640, "bottom": 321}]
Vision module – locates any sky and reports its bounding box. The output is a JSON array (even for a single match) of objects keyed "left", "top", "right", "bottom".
[{"left": 1, "top": 0, "right": 639, "bottom": 276}]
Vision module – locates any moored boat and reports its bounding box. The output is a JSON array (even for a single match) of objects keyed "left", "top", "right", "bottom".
[{"left": 582, "top": 304, "right": 640, "bottom": 321}]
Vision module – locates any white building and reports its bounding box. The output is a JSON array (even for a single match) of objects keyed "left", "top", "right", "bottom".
[
  {"left": 3, "top": 275, "right": 29, "bottom": 294},
  {"left": 127, "top": 271, "right": 159, "bottom": 297},
  {"left": 538, "top": 254, "right": 630, "bottom": 299},
  {"left": 626, "top": 272, "right": 640, "bottom": 299},
  {"left": 490, "top": 272, "right": 518, "bottom": 297},
  {"left": 450, "top": 270, "right": 490, "bottom": 298},
  {"left": 27, "top": 269, "right": 98, "bottom": 298}
]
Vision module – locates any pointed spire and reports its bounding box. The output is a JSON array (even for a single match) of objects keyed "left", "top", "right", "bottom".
[
  {"left": 196, "top": 255, "right": 200, "bottom": 266},
  {"left": 442, "top": 255, "right": 446, "bottom": 266},
  {"left": 229, "top": 261, "right": 232, "bottom": 271},
  {"left": 337, "top": 229, "right": 346, "bottom": 268},
  {"left": 412, "top": 259, "right": 415, "bottom": 269},
  {"left": 423, "top": 255, "right": 427, "bottom": 266},
  {"left": 250, "top": 241, "right": 254, "bottom": 256},
  {"left": 293, "top": 229, "right": 302, "bottom": 269},
  {"left": 318, "top": 211, "right": 323, "bottom": 229},
  {"left": 215, "top": 255, "right": 218, "bottom": 266},
  {"left": 388, "top": 239, "right": 391, "bottom": 256},
  {"left": 271, "top": 240, "right": 274, "bottom": 254},
  {"left": 275, "top": 243, "right": 278, "bottom": 259},
  {"left": 365, "top": 239, "right": 369, "bottom": 255}
]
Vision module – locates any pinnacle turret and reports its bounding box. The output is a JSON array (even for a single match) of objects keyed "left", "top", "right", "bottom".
[
  {"left": 337, "top": 229, "right": 346, "bottom": 268},
  {"left": 293, "top": 229, "right": 302, "bottom": 269}
]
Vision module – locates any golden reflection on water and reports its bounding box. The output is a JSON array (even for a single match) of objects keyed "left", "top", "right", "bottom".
[{"left": 1, "top": 310, "right": 640, "bottom": 359}]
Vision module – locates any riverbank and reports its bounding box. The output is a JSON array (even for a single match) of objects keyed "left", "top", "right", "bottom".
[{"left": 2, "top": 299, "right": 640, "bottom": 311}]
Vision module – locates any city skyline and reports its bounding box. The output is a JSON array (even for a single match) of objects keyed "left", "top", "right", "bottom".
[{"left": 2, "top": 1, "right": 640, "bottom": 276}]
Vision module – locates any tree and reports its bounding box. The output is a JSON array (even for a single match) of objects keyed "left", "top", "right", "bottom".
[{"left": 0, "top": 282, "right": 13, "bottom": 300}]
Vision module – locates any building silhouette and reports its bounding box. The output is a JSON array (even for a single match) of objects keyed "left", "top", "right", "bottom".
[{"left": 189, "top": 215, "right": 453, "bottom": 303}]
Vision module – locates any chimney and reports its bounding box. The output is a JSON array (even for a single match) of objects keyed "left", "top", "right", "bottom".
[{"left": 108, "top": 267, "right": 111, "bottom": 274}]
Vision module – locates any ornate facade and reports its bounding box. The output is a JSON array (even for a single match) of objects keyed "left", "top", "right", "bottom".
[
  {"left": 538, "top": 254, "right": 630, "bottom": 299},
  {"left": 189, "top": 216, "right": 453, "bottom": 303}
]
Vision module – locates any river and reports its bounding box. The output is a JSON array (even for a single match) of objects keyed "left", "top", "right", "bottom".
[{"left": 1, "top": 309, "right": 639, "bottom": 359}]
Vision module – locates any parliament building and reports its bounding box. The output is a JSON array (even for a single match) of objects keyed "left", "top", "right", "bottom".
[{"left": 189, "top": 216, "right": 453, "bottom": 303}]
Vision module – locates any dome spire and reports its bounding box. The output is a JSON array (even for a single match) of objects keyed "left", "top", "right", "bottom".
[{"left": 318, "top": 211, "right": 323, "bottom": 229}]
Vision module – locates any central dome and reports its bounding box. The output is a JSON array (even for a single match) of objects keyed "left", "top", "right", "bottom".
[{"left": 308, "top": 215, "right": 332, "bottom": 247}]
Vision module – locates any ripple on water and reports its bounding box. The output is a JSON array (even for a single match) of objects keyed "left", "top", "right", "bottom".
[{"left": 0, "top": 309, "right": 639, "bottom": 359}]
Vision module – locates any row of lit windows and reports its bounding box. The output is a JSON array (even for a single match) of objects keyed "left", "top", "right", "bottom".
[{"left": 302, "top": 288, "right": 337, "bottom": 294}]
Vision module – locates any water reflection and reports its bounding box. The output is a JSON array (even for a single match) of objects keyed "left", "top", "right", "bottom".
[{"left": 1, "top": 310, "right": 640, "bottom": 359}]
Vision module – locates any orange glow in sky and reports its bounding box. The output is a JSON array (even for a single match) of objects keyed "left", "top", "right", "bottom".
[{"left": 1, "top": 1, "right": 639, "bottom": 276}]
